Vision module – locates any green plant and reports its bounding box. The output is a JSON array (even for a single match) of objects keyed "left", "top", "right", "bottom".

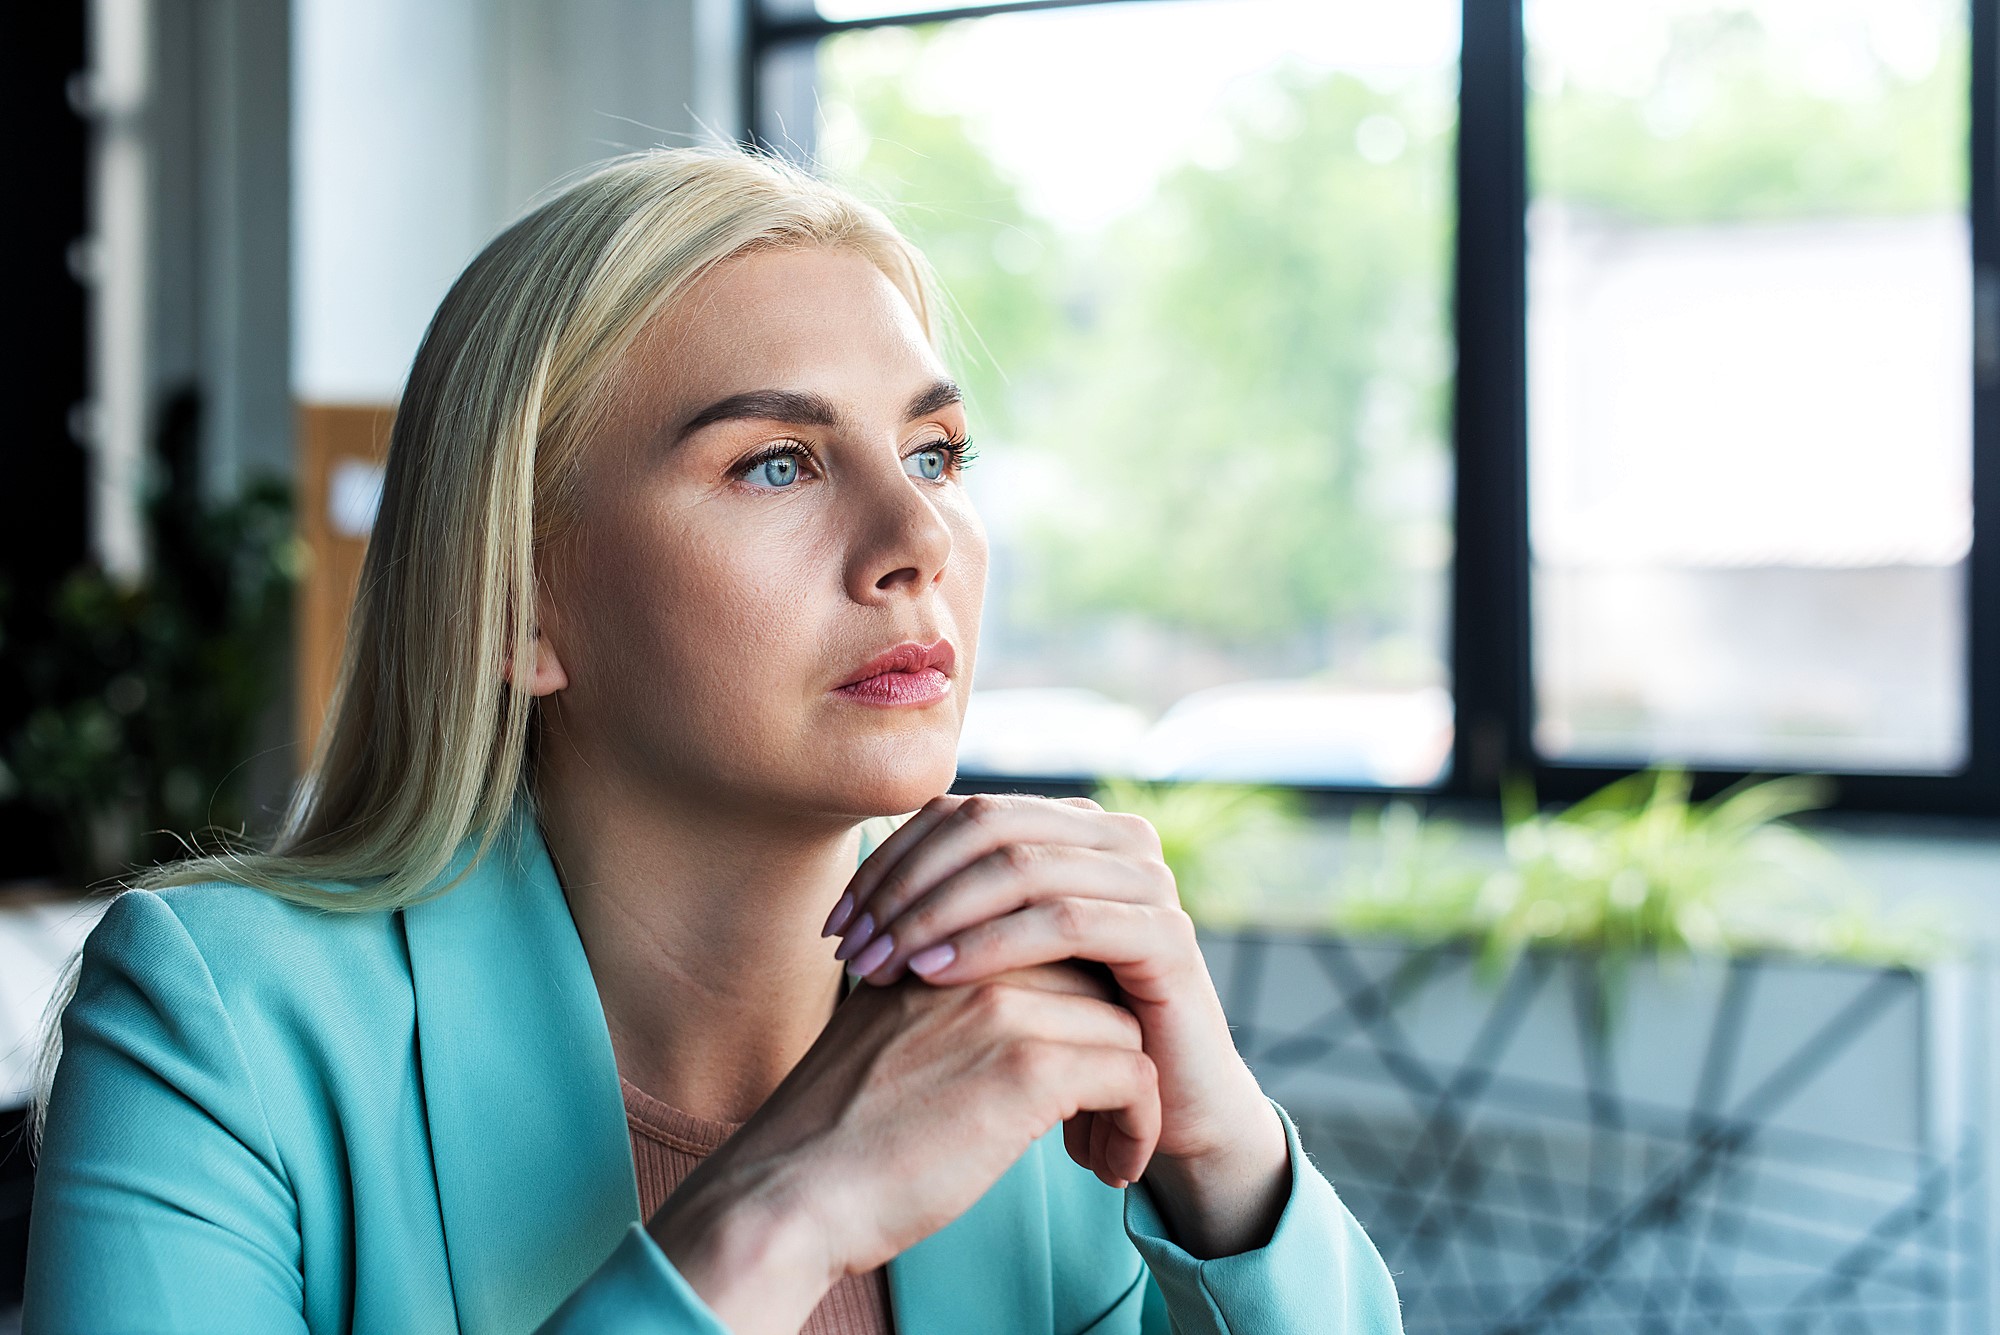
[
  {"left": 1089, "top": 778, "right": 1308, "bottom": 925},
  {"left": 1335, "top": 768, "right": 1953, "bottom": 978},
  {"left": 0, "top": 420, "right": 303, "bottom": 887}
]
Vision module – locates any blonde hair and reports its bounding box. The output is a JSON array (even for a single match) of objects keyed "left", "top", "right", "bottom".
[{"left": 28, "top": 144, "right": 947, "bottom": 1153}]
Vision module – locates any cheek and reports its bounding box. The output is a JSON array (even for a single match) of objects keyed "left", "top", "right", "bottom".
[
  {"left": 588, "top": 501, "right": 835, "bottom": 700},
  {"left": 946, "top": 503, "right": 990, "bottom": 634}
]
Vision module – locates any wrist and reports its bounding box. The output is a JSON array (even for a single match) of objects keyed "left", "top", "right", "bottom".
[
  {"left": 649, "top": 1160, "right": 840, "bottom": 1334},
  {"left": 1141, "top": 1099, "right": 1291, "bottom": 1260}
]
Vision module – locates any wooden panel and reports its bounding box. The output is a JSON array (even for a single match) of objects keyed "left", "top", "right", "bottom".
[{"left": 295, "top": 403, "right": 395, "bottom": 761}]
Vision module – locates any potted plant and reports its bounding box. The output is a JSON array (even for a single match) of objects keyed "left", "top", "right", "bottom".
[
  {"left": 1095, "top": 772, "right": 1981, "bottom": 1334},
  {"left": 0, "top": 398, "right": 302, "bottom": 892}
]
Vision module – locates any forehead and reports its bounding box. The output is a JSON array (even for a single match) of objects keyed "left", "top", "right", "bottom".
[{"left": 632, "top": 245, "right": 946, "bottom": 411}]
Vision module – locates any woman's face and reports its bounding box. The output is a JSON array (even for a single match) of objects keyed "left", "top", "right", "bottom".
[{"left": 533, "top": 244, "right": 988, "bottom": 824}]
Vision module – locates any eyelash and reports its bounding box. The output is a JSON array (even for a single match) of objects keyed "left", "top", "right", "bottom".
[
  {"left": 933, "top": 433, "right": 980, "bottom": 471},
  {"left": 732, "top": 433, "right": 980, "bottom": 486}
]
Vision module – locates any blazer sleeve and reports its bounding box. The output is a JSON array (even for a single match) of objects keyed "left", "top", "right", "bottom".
[
  {"left": 24, "top": 891, "right": 310, "bottom": 1333},
  {"left": 532, "top": 1226, "right": 733, "bottom": 1334},
  {"left": 1121, "top": 1096, "right": 1404, "bottom": 1335},
  {"left": 24, "top": 891, "right": 736, "bottom": 1335}
]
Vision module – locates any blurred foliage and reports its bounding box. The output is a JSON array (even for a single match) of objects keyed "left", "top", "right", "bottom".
[
  {"left": 821, "top": 31, "right": 1453, "bottom": 658},
  {"left": 814, "top": 30, "right": 1071, "bottom": 442},
  {"left": 1090, "top": 777, "right": 1308, "bottom": 926},
  {"left": 1534, "top": 10, "right": 1967, "bottom": 223},
  {"left": 819, "top": 8, "right": 1963, "bottom": 672},
  {"left": 1019, "top": 67, "right": 1452, "bottom": 645},
  {"left": 0, "top": 422, "right": 303, "bottom": 887},
  {"left": 1335, "top": 769, "right": 1955, "bottom": 980}
]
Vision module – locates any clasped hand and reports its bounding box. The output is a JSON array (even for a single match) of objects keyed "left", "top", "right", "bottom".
[
  {"left": 650, "top": 793, "right": 1290, "bottom": 1329},
  {"left": 825, "top": 792, "right": 1279, "bottom": 1197}
]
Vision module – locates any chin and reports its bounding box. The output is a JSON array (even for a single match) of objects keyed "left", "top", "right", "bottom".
[{"left": 815, "top": 734, "right": 962, "bottom": 819}]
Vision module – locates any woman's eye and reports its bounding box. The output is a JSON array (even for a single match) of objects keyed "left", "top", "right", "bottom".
[
  {"left": 906, "top": 447, "right": 947, "bottom": 482},
  {"left": 739, "top": 448, "right": 808, "bottom": 489}
]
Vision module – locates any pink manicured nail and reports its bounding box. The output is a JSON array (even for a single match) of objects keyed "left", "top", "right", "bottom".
[
  {"left": 833, "top": 913, "right": 875, "bottom": 962},
  {"left": 908, "top": 943, "right": 956, "bottom": 976},
  {"left": 822, "top": 892, "right": 855, "bottom": 937},
  {"left": 848, "top": 933, "right": 895, "bottom": 978}
]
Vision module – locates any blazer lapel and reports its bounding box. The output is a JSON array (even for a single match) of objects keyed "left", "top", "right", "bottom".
[
  {"left": 403, "top": 794, "right": 641, "bottom": 1335},
  {"left": 402, "top": 798, "right": 1057, "bottom": 1335}
]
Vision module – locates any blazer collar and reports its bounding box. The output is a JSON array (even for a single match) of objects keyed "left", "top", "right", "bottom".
[{"left": 402, "top": 794, "right": 1053, "bottom": 1335}]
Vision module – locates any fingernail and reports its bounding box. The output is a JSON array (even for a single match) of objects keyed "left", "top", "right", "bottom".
[
  {"left": 822, "top": 892, "right": 855, "bottom": 937},
  {"left": 848, "top": 932, "right": 895, "bottom": 978},
  {"left": 834, "top": 913, "right": 875, "bottom": 961},
  {"left": 908, "top": 943, "right": 956, "bottom": 976}
]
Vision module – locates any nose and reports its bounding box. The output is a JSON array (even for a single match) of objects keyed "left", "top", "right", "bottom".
[{"left": 844, "top": 454, "right": 955, "bottom": 603}]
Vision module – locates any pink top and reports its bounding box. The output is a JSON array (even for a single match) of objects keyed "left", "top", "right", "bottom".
[{"left": 622, "top": 1074, "right": 897, "bottom": 1334}]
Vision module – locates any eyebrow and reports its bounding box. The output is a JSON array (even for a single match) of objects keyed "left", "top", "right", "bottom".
[{"left": 672, "top": 379, "right": 963, "bottom": 447}]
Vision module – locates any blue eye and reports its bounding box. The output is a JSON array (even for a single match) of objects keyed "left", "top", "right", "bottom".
[
  {"left": 906, "top": 435, "right": 977, "bottom": 482},
  {"left": 737, "top": 445, "right": 811, "bottom": 489}
]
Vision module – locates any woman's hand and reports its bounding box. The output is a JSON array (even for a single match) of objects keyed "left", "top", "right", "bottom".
[
  {"left": 824, "top": 792, "right": 1291, "bottom": 1257},
  {"left": 648, "top": 961, "right": 1160, "bottom": 1335}
]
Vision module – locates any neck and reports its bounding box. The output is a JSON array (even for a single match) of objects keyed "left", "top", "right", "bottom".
[{"left": 532, "top": 759, "right": 861, "bottom": 1125}]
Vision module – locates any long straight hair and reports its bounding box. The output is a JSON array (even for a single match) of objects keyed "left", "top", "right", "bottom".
[{"left": 28, "top": 145, "right": 947, "bottom": 1152}]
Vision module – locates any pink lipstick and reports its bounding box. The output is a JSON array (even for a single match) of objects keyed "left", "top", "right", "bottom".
[{"left": 834, "top": 638, "right": 955, "bottom": 707}]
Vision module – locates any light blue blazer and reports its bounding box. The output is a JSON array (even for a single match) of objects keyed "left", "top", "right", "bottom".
[{"left": 25, "top": 796, "right": 1402, "bottom": 1333}]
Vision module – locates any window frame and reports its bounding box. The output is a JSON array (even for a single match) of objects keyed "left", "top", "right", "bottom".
[{"left": 747, "top": 0, "right": 2000, "bottom": 816}]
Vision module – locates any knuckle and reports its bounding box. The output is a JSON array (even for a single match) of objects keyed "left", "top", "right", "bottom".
[
  {"left": 1062, "top": 795, "right": 1104, "bottom": 811},
  {"left": 870, "top": 870, "right": 908, "bottom": 912},
  {"left": 995, "top": 841, "right": 1038, "bottom": 874},
  {"left": 1048, "top": 896, "right": 1088, "bottom": 935},
  {"left": 875, "top": 867, "right": 929, "bottom": 915},
  {"left": 1117, "top": 811, "right": 1163, "bottom": 850},
  {"left": 1113, "top": 1006, "right": 1144, "bottom": 1047},
  {"left": 1157, "top": 901, "right": 1198, "bottom": 943},
  {"left": 1002, "top": 1037, "right": 1057, "bottom": 1086},
  {"left": 966, "top": 979, "right": 1020, "bottom": 1026},
  {"left": 958, "top": 792, "right": 1005, "bottom": 826}
]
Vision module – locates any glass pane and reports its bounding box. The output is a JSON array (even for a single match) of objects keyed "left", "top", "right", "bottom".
[
  {"left": 1527, "top": 0, "right": 1971, "bottom": 771},
  {"left": 798, "top": 0, "right": 1460, "bottom": 785}
]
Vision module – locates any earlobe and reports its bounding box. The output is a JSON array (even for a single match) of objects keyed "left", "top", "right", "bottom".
[{"left": 503, "top": 629, "right": 570, "bottom": 698}]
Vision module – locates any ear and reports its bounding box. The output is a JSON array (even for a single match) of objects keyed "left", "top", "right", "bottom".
[{"left": 502, "top": 624, "right": 569, "bottom": 698}]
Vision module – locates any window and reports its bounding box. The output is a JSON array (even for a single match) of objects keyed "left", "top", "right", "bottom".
[
  {"left": 1528, "top": 0, "right": 1971, "bottom": 774},
  {"left": 751, "top": 0, "right": 1999, "bottom": 812}
]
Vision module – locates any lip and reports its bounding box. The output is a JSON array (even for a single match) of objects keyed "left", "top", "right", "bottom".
[{"left": 832, "top": 638, "right": 955, "bottom": 708}]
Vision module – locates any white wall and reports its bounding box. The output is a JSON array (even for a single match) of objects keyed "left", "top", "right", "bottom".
[{"left": 291, "top": 0, "right": 745, "bottom": 403}]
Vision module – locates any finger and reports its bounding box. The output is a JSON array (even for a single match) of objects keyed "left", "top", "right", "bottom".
[
  {"left": 966, "top": 979, "right": 1146, "bottom": 1054},
  {"left": 1090, "top": 1109, "right": 1119, "bottom": 1184},
  {"left": 825, "top": 795, "right": 970, "bottom": 938},
  {"left": 838, "top": 794, "right": 1155, "bottom": 955},
  {"left": 1026, "top": 1043, "right": 1159, "bottom": 1187},
  {"left": 993, "top": 960, "right": 1122, "bottom": 1005},
  {"left": 857, "top": 843, "right": 1160, "bottom": 985},
  {"left": 1066, "top": 1111, "right": 1132, "bottom": 1190},
  {"left": 1063, "top": 1110, "right": 1095, "bottom": 1175},
  {"left": 899, "top": 897, "right": 1198, "bottom": 1007},
  {"left": 1056, "top": 1047, "right": 1168, "bottom": 1183}
]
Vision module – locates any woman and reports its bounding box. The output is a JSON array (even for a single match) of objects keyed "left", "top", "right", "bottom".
[{"left": 24, "top": 146, "right": 1402, "bottom": 1334}]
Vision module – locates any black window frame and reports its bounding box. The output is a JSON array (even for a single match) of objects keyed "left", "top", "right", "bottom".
[{"left": 747, "top": 0, "right": 2000, "bottom": 817}]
